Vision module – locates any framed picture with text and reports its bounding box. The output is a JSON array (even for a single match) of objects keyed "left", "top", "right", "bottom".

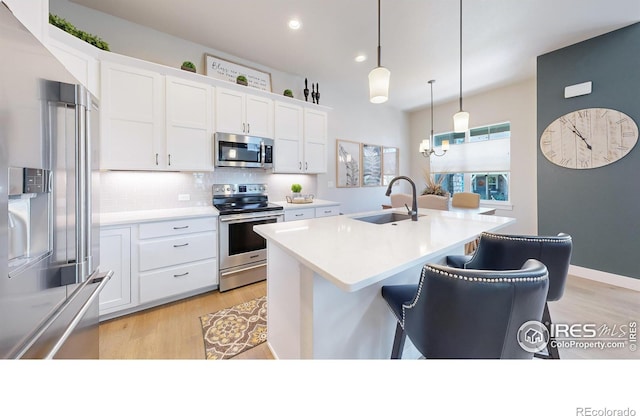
[{"left": 204, "top": 53, "right": 272, "bottom": 91}]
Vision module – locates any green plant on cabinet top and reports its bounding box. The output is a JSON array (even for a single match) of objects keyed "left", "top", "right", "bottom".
[{"left": 49, "top": 13, "right": 110, "bottom": 51}]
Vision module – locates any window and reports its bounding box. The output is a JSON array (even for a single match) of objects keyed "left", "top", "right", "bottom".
[{"left": 430, "top": 122, "right": 511, "bottom": 203}]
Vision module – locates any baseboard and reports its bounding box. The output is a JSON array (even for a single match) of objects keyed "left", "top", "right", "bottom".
[{"left": 569, "top": 265, "right": 640, "bottom": 292}]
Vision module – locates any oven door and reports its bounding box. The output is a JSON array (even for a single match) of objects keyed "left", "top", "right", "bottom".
[{"left": 218, "top": 212, "right": 283, "bottom": 270}]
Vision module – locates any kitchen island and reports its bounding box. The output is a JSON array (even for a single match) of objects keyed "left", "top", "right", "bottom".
[{"left": 254, "top": 207, "right": 515, "bottom": 359}]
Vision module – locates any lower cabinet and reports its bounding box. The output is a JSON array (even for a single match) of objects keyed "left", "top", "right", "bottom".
[
  {"left": 98, "top": 215, "right": 218, "bottom": 320},
  {"left": 99, "top": 227, "right": 132, "bottom": 314},
  {"left": 284, "top": 204, "right": 340, "bottom": 222}
]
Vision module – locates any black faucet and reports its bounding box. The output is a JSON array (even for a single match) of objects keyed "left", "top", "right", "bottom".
[{"left": 385, "top": 176, "right": 418, "bottom": 221}]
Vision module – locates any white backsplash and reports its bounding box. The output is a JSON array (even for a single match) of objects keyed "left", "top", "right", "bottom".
[{"left": 99, "top": 169, "right": 318, "bottom": 213}]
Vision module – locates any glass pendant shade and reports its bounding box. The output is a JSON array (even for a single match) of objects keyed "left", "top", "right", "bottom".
[
  {"left": 369, "top": 66, "right": 390, "bottom": 103},
  {"left": 453, "top": 110, "right": 469, "bottom": 132}
]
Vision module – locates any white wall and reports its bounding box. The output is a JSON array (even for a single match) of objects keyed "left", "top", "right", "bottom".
[
  {"left": 49, "top": 0, "right": 410, "bottom": 214},
  {"left": 408, "top": 79, "right": 538, "bottom": 234}
]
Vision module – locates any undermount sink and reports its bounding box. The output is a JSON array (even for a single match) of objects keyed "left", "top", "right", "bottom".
[{"left": 353, "top": 212, "right": 424, "bottom": 225}]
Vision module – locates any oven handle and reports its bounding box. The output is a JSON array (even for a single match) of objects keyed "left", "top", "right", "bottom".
[
  {"left": 219, "top": 214, "right": 283, "bottom": 224},
  {"left": 220, "top": 262, "right": 266, "bottom": 278}
]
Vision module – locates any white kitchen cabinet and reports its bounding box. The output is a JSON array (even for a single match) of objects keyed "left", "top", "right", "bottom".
[
  {"left": 281, "top": 201, "right": 341, "bottom": 222},
  {"left": 215, "top": 87, "right": 273, "bottom": 138},
  {"left": 100, "top": 61, "right": 163, "bottom": 170},
  {"left": 273, "top": 100, "right": 304, "bottom": 173},
  {"left": 284, "top": 208, "right": 314, "bottom": 222},
  {"left": 137, "top": 217, "right": 217, "bottom": 304},
  {"left": 303, "top": 108, "right": 328, "bottom": 173},
  {"left": 165, "top": 76, "right": 214, "bottom": 170},
  {"left": 99, "top": 227, "right": 132, "bottom": 314},
  {"left": 46, "top": 26, "right": 101, "bottom": 98},
  {"left": 273, "top": 101, "right": 328, "bottom": 174}
]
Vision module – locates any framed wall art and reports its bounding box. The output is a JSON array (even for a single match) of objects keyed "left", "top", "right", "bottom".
[
  {"left": 204, "top": 53, "right": 272, "bottom": 92},
  {"left": 361, "top": 144, "right": 383, "bottom": 186},
  {"left": 382, "top": 146, "right": 399, "bottom": 186},
  {"left": 336, "top": 140, "right": 361, "bottom": 188}
]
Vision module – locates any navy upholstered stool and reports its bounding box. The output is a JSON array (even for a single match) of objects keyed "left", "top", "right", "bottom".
[
  {"left": 381, "top": 259, "right": 549, "bottom": 359},
  {"left": 446, "top": 232, "right": 572, "bottom": 359}
]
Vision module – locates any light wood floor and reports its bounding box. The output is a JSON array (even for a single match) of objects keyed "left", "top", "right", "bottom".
[{"left": 99, "top": 275, "right": 639, "bottom": 359}]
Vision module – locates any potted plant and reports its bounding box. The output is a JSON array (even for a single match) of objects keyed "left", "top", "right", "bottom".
[
  {"left": 283, "top": 89, "right": 294, "bottom": 98},
  {"left": 291, "top": 183, "right": 302, "bottom": 197},
  {"left": 181, "top": 61, "right": 196, "bottom": 72},
  {"left": 422, "top": 168, "right": 449, "bottom": 197},
  {"left": 236, "top": 75, "right": 248, "bottom": 86}
]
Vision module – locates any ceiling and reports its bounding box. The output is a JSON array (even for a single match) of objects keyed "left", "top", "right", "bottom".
[{"left": 69, "top": 0, "right": 640, "bottom": 112}]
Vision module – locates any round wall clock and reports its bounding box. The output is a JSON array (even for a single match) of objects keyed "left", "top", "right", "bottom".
[{"left": 540, "top": 108, "right": 638, "bottom": 169}]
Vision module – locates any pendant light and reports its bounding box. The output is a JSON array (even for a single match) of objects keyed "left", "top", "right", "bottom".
[
  {"left": 369, "top": 0, "right": 390, "bottom": 103},
  {"left": 453, "top": 0, "right": 469, "bottom": 132},
  {"left": 420, "top": 80, "right": 449, "bottom": 157}
]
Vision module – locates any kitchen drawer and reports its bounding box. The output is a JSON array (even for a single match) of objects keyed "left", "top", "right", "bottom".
[
  {"left": 138, "top": 231, "right": 216, "bottom": 271},
  {"left": 315, "top": 206, "right": 340, "bottom": 217},
  {"left": 285, "top": 208, "right": 315, "bottom": 221},
  {"left": 138, "top": 216, "right": 216, "bottom": 239},
  {"left": 139, "top": 258, "right": 217, "bottom": 303}
]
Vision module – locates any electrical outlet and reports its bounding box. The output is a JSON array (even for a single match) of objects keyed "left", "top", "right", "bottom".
[{"left": 178, "top": 194, "right": 190, "bottom": 201}]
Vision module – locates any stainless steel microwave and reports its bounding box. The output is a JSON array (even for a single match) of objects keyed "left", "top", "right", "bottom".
[{"left": 214, "top": 132, "right": 274, "bottom": 169}]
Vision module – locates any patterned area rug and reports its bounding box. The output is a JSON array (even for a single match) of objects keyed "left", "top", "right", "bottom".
[{"left": 199, "top": 296, "right": 267, "bottom": 359}]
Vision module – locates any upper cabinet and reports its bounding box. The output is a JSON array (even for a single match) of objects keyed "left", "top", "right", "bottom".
[
  {"left": 46, "top": 29, "right": 101, "bottom": 98},
  {"left": 215, "top": 87, "right": 273, "bottom": 138},
  {"left": 273, "top": 100, "right": 304, "bottom": 173},
  {"left": 273, "top": 101, "right": 328, "bottom": 174},
  {"left": 165, "top": 76, "right": 214, "bottom": 171},
  {"left": 303, "top": 108, "right": 328, "bottom": 174},
  {"left": 100, "top": 62, "right": 214, "bottom": 171},
  {"left": 100, "top": 61, "right": 164, "bottom": 170}
]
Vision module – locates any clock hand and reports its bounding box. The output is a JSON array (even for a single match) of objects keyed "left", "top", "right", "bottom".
[{"left": 569, "top": 122, "right": 592, "bottom": 150}]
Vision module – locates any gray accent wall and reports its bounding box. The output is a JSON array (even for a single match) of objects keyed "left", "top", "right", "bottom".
[{"left": 537, "top": 23, "right": 640, "bottom": 280}]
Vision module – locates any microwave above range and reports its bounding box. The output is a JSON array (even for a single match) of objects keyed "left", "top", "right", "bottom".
[{"left": 214, "top": 132, "right": 273, "bottom": 169}]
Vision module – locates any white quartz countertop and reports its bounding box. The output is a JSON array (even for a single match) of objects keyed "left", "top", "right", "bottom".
[
  {"left": 270, "top": 199, "right": 340, "bottom": 210},
  {"left": 254, "top": 207, "right": 515, "bottom": 292},
  {"left": 100, "top": 206, "right": 218, "bottom": 226}
]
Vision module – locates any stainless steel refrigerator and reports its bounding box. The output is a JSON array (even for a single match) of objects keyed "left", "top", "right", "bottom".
[{"left": 0, "top": 3, "right": 112, "bottom": 359}]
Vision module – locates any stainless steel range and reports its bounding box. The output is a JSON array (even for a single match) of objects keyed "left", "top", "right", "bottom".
[{"left": 213, "top": 184, "right": 283, "bottom": 292}]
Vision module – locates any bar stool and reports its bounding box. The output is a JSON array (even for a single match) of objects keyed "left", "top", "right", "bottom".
[
  {"left": 446, "top": 232, "right": 573, "bottom": 359},
  {"left": 381, "top": 259, "right": 549, "bottom": 359}
]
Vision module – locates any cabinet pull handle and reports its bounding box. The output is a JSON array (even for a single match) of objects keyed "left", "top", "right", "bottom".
[
  {"left": 155, "top": 153, "right": 159, "bottom": 165},
  {"left": 173, "top": 272, "right": 189, "bottom": 278},
  {"left": 173, "top": 243, "right": 189, "bottom": 248},
  {"left": 168, "top": 154, "right": 171, "bottom": 166},
  {"left": 305, "top": 162, "right": 308, "bottom": 171},
  {"left": 173, "top": 225, "right": 189, "bottom": 230},
  {"left": 295, "top": 213, "right": 304, "bottom": 217},
  {"left": 324, "top": 210, "right": 331, "bottom": 214},
  {"left": 242, "top": 122, "right": 246, "bottom": 133},
  {"left": 247, "top": 123, "right": 250, "bottom": 133},
  {"left": 299, "top": 161, "right": 302, "bottom": 170}
]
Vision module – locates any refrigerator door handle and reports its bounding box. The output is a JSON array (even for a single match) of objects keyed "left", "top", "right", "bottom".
[{"left": 13, "top": 270, "right": 113, "bottom": 359}]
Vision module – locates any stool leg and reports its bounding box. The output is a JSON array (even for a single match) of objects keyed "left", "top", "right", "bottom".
[
  {"left": 391, "top": 322, "right": 407, "bottom": 359},
  {"left": 534, "top": 303, "right": 560, "bottom": 359}
]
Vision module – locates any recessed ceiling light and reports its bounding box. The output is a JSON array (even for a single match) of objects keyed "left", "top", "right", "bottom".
[
  {"left": 355, "top": 54, "right": 367, "bottom": 63},
  {"left": 288, "top": 19, "right": 301, "bottom": 30}
]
